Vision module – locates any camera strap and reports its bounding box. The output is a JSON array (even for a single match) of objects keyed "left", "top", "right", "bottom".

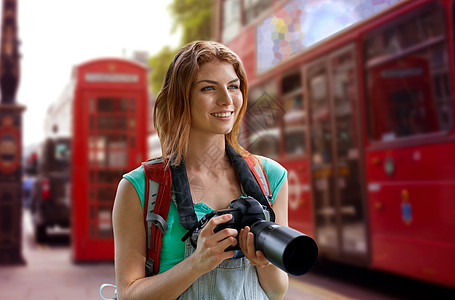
[
  {"left": 225, "top": 143, "right": 276, "bottom": 222},
  {"left": 170, "top": 159, "right": 199, "bottom": 230},
  {"left": 181, "top": 211, "right": 216, "bottom": 246},
  {"left": 171, "top": 143, "right": 275, "bottom": 232}
]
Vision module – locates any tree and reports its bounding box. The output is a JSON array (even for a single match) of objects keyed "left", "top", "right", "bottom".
[
  {"left": 148, "top": 46, "right": 177, "bottom": 94},
  {"left": 168, "top": 0, "right": 213, "bottom": 44},
  {"left": 148, "top": 0, "right": 213, "bottom": 94}
]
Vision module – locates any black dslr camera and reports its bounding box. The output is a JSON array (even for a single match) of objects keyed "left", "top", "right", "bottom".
[{"left": 186, "top": 196, "right": 318, "bottom": 276}]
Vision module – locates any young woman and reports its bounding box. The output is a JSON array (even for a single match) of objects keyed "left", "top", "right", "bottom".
[{"left": 112, "top": 41, "right": 289, "bottom": 299}]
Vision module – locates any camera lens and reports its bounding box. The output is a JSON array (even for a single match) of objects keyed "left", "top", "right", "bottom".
[
  {"left": 282, "top": 234, "right": 318, "bottom": 276},
  {"left": 251, "top": 221, "right": 318, "bottom": 276}
]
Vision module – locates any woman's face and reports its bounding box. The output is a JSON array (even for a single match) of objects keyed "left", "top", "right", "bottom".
[{"left": 190, "top": 60, "right": 243, "bottom": 137}]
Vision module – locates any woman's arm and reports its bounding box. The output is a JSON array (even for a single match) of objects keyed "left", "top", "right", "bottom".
[
  {"left": 239, "top": 178, "right": 289, "bottom": 300},
  {"left": 113, "top": 178, "right": 238, "bottom": 299}
]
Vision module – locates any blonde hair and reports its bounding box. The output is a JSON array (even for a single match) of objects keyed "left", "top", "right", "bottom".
[{"left": 153, "top": 41, "right": 250, "bottom": 165}]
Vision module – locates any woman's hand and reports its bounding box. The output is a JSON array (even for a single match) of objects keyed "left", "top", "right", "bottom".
[
  {"left": 189, "top": 214, "right": 239, "bottom": 274},
  {"left": 238, "top": 226, "right": 271, "bottom": 269}
]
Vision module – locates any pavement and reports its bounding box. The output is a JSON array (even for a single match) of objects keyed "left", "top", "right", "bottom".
[
  {"left": 0, "top": 210, "right": 116, "bottom": 300},
  {"left": 0, "top": 210, "right": 325, "bottom": 300}
]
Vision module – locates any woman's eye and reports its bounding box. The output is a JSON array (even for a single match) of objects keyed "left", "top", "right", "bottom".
[
  {"left": 228, "top": 84, "right": 239, "bottom": 90},
  {"left": 201, "top": 86, "right": 215, "bottom": 91}
]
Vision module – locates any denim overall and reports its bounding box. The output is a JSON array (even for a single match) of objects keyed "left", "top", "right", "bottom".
[{"left": 178, "top": 240, "right": 269, "bottom": 300}]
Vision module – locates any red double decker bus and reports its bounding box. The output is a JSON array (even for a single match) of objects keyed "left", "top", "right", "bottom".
[{"left": 215, "top": 0, "right": 455, "bottom": 288}]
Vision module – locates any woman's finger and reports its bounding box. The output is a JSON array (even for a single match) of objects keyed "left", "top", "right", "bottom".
[{"left": 201, "top": 214, "right": 232, "bottom": 234}]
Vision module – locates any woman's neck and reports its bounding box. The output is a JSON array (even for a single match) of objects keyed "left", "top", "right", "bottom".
[{"left": 185, "top": 133, "right": 229, "bottom": 174}]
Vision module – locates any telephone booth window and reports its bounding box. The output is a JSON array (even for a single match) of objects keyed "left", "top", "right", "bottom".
[{"left": 88, "top": 97, "right": 136, "bottom": 239}]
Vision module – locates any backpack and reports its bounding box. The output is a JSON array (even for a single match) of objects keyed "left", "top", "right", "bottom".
[{"left": 142, "top": 155, "right": 272, "bottom": 277}]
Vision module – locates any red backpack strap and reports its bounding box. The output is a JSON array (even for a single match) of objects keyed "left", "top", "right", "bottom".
[
  {"left": 244, "top": 156, "right": 272, "bottom": 205},
  {"left": 142, "top": 158, "right": 172, "bottom": 276}
]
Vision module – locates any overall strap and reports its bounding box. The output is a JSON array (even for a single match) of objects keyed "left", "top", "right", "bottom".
[{"left": 142, "top": 157, "right": 172, "bottom": 276}]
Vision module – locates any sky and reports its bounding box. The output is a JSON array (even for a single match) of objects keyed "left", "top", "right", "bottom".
[{"left": 16, "top": 0, "right": 180, "bottom": 147}]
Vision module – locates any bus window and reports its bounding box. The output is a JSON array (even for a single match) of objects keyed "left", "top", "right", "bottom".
[
  {"left": 244, "top": 0, "right": 273, "bottom": 25},
  {"left": 282, "top": 71, "right": 305, "bottom": 156},
  {"left": 310, "top": 72, "right": 332, "bottom": 165},
  {"left": 306, "top": 45, "right": 366, "bottom": 257},
  {"left": 365, "top": 4, "right": 452, "bottom": 142},
  {"left": 331, "top": 48, "right": 366, "bottom": 255},
  {"left": 222, "top": 0, "right": 241, "bottom": 43},
  {"left": 247, "top": 80, "right": 281, "bottom": 157},
  {"left": 307, "top": 63, "right": 337, "bottom": 250}
]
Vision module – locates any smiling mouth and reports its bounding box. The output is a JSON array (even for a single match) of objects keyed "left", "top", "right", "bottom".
[{"left": 211, "top": 112, "right": 233, "bottom": 118}]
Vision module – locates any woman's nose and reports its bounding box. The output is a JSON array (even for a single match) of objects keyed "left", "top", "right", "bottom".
[{"left": 217, "top": 88, "right": 234, "bottom": 106}]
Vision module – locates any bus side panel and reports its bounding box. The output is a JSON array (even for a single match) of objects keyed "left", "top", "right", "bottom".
[
  {"left": 366, "top": 143, "right": 455, "bottom": 288},
  {"left": 370, "top": 233, "right": 455, "bottom": 288},
  {"left": 281, "top": 159, "right": 314, "bottom": 237}
]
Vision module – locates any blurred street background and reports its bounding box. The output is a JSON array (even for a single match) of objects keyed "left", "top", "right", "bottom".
[
  {"left": 1, "top": 208, "right": 454, "bottom": 299},
  {"left": 1, "top": 0, "right": 455, "bottom": 299}
]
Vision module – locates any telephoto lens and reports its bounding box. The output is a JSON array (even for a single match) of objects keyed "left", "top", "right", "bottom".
[
  {"left": 210, "top": 196, "right": 318, "bottom": 276},
  {"left": 251, "top": 221, "right": 318, "bottom": 276}
]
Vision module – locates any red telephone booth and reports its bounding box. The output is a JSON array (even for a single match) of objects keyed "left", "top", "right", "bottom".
[{"left": 71, "top": 58, "right": 148, "bottom": 261}]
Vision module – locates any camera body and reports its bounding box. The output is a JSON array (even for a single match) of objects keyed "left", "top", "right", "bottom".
[
  {"left": 212, "top": 196, "right": 270, "bottom": 249},
  {"left": 207, "top": 196, "right": 318, "bottom": 276}
]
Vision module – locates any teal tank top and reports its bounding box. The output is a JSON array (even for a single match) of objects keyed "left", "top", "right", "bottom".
[{"left": 123, "top": 156, "right": 287, "bottom": 274}]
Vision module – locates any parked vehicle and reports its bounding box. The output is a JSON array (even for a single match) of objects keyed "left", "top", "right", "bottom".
[{"left": 31, "top": 137, "right": 71, "bottom": 242}]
